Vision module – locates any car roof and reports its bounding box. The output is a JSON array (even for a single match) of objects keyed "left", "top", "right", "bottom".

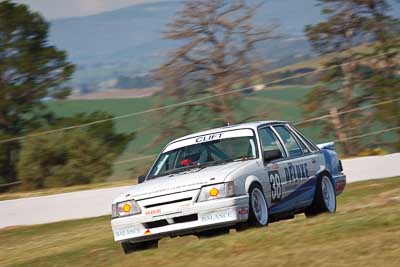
[{"left": 170, "top": 120, "right": 287, "bottom": 143}]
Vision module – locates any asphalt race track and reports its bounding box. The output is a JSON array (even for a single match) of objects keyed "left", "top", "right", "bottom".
[{"left": 0, "top": 153, "right": 399, "bottom": 229}]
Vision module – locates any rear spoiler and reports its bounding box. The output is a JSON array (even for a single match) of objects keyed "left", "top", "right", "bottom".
[{"left": 317, "top": 142, "right": 335, "bottom": 150}]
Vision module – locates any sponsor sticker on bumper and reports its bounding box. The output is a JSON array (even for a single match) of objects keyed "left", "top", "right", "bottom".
[
  {"left": 200, "top": 209, "right": 235, "bottom": 223},
  {"left": 114, "top": 225, "right": 142, "bottom": 240}
]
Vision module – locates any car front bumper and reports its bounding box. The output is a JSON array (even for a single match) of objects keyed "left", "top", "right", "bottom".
[{"left": 111, "top": 195, "right": 249, "bottom": 243}]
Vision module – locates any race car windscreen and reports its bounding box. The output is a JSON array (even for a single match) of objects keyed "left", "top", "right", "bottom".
[{"left": 148, "top": 129, "right": 258, "bottom": 179}]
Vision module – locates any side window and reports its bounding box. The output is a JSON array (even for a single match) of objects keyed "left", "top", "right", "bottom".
[
  {"left": 297, "top": 138, "right": 310, "bottom": 154},
  {"left": 288, "top": 127, "right": 310, "bottom": 154},
  {"left": 290, "top": 125, "right": 319, "bottom": 152},
  {"left": 258, "top": 127, "right": 286, "bottom": 157},
  {"left": 273, "top": 125, "right": 303, "bottom": 157}
]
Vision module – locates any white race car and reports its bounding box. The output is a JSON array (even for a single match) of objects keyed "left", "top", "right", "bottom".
[{"left": 111, "top": 121, "right": 346, "bottom": 254}]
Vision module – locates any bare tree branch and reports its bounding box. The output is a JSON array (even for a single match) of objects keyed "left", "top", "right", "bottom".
[{"left": 151, "top": 0, "right": 276, "bottom": 145}]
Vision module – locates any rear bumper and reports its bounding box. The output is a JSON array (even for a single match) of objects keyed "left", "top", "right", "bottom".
[
  {"left": 111, "top": 195, "right": 249, "bottom": 243},
  {"left": 333, "top": 173, "right": 346, "bottom": 195}
]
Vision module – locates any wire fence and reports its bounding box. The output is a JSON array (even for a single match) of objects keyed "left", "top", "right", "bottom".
[
  {"left": 0, "top": 52, "right": 393, "bottom": 145},
  {"left": 333, "top": 126, "right": 400, "bottom": 143},
  {"left": 292, "top": 98, "right": 400, "bottom": 126},
  {"left": 0, "top": 51, "right": 398, "bottom": 188},
  {"left": 112, "top": 104, "right": 400, "bottom": 165}
]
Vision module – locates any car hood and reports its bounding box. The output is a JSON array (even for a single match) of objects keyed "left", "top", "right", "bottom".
[{"left": 113, "top": 160, "right": 254, "bottom": 203}]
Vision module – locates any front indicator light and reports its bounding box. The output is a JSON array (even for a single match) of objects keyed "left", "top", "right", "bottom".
[
  {"left": 112, "top": 200, "right": 141, "bottom": 218},
  {"left": 197, "top": 182, "right": 236, "bottom": 202},
  {"left": 209, "top": 187, "right": 219, "bottom": 197},
  {"left": 122, "top": 203, "right": 131, "bottom": 213}
]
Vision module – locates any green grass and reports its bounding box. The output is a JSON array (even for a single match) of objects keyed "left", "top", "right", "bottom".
[
  {"left": 49, "top": 86, "right": 314, "bottom": 131},
  {"left": 1, "top": 177, "right": 399, "bottom": 267}
]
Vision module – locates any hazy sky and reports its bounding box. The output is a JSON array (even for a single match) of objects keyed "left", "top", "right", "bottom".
[{"left": 13, "top": 0, "right": 170, "bottom": 20}]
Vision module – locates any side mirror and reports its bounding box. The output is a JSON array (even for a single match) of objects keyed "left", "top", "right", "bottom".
[
  {"left": 263, "top": 149, "right": 282, "bottom": 163},
  {"left": 138, "top": 175, "right": 146, "bottom": 184}
]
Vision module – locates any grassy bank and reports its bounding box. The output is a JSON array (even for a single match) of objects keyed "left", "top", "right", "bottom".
[{"left": 1, "top": 177, "right": 399, "bottom": 267}]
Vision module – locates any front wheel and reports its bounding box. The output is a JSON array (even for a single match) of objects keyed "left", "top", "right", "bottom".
[
  {"left": 305, "top": 175, "right": 336, "bottom": 217},
  {"left": 248, "top": 184, "right": 269, "bottom": 227}
]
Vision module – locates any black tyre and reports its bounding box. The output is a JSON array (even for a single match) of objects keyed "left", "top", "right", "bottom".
[
  {"left": 121, "top": 240, "right": 159, "bottom": 254},
  {"left": 305, "top": 175, "right": 336, "bottom": 217},
  {"left": 248, "top": 184, "right": 269, "bottom": 227}
]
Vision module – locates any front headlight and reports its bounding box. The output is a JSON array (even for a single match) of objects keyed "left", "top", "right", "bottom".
[
  {"left": 112, "top": 200, "right": 141, "bottom": 218},
  {"left": 197, "top": 182, "right": 236, "bottom": 202}
]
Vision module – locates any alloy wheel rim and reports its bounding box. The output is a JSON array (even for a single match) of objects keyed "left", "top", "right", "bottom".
[
  {"left": 322, "top": 176, "right": 335, "bottom": 212},
  {"left": 251, "top": 188, "right": 268, "bottom": 225}
]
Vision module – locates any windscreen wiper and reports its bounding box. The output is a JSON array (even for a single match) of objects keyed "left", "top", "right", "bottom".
[
  {"left": 197, "top": 159, "right": 234, "bottom": 169},
  {"left": 232, "top": 156, "right": 256, "bottom": 162}
]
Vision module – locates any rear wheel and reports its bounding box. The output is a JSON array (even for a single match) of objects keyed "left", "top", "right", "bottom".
[
  {"left": 305, "top": 175, "right": 336, "bottom": 217},
  {"left": 248, "top": 184, "right": 269, "bottom": 227},
  {"left": 121, "top": 240, "right": 159, "bottom": 254}
]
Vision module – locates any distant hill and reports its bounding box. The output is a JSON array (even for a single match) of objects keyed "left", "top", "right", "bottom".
[
  {"left": 48, "top": 0, "right": 399, "bottom": 90},
  {"left": 50, "top": 1, "right": 181, "bottom": 64},
  {"left": 50, "top": 0, "right": 323, "bottom": 62}
]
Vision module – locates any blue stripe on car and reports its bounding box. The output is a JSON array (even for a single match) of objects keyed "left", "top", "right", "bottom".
[{"left": 270, "top": 176, "right": 317, "bottom": 213}]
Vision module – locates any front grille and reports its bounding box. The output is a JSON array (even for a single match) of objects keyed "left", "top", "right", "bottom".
[
  {"left": 174, "top": 214, "right": 198, "bottom": 223},
  {"left": 143, "top": 220, "right": 169, "bottom": 229},
  {"left": 143, "top": 214, "right": 198, "bottom": 229},
  {"left": 144, "top": 197, "right": 192, "bottom": 209}
]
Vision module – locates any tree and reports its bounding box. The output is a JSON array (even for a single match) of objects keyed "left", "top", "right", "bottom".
[
  {"left": 359, "top": 1, "right": 400, "bottom": 149},
  {"left": 18, "top": 111, "right": 135, "bottom": 189},
  {"left": 0, "top": 1, "right": 74, "bottom": 183},
  {"left": 303, "top": 0, "right": 399, "bottom": 155},
  {"left": 153, "top": 0, "right": 274, "bottom": 141},
  {"left": 53, "top": 111, "right": 135, "bottom": 157},
  {"left": 18, "top": 130, "right": 113, "bottom": 189}
]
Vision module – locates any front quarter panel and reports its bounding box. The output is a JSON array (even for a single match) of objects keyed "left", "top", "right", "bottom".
[
  {"left": 244, "top": 174, "right": 271, "bottom": 207},
  {"left": 228, "top": 173, "right": 271, "bottom": 211},
  {"left": 225, "top": 160, "right": 271, "bottom": 208}
]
